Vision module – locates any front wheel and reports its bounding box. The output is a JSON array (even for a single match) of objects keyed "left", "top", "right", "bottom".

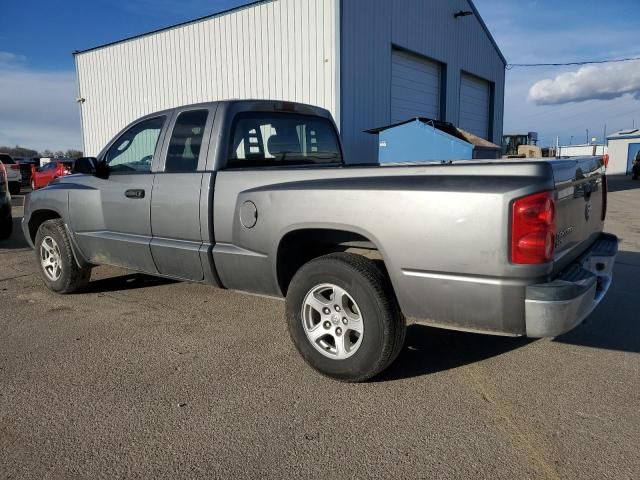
[
  {"left": 34, "top": 219, "right": 91, "bottom": 293},
  {"left": 286, "top": 253, "right": 406, "bottom": 382}
]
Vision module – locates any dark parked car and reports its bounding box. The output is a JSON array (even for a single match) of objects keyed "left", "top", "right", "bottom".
[{"left": 0, "top": 162, "right": 12, "bottom": 240}]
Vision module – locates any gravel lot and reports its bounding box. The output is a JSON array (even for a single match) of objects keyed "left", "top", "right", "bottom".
[{"left": 1, "top": 177, "right": 638, "bottom": 479}]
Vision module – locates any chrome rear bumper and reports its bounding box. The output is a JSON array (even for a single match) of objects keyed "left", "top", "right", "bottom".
[{"left": 525, "top": 233, "right": 618, "bottom": 338}]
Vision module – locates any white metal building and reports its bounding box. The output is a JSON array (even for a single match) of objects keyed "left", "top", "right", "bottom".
[
  {"left": 558, "top": 144, "right": 608, "bottom": 158},
  {"left": 75, "top": 0, "right": 506, "bottom": 162},
  {"left": 606, "top": 129, "right": 640, "bottom": 175}
]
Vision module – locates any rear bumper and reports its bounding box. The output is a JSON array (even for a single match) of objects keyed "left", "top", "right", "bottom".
[{"left": 525, "top": 233, "right": 618, "bottom": 338}]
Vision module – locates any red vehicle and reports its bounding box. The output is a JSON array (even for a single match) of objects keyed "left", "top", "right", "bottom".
[{"left": 31, "top": 160, "right": 74, "bottom": 190}]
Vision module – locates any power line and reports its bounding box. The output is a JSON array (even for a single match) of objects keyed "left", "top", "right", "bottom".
[{"left": 506, "top": 55, "right": 640, "bottom": 70}]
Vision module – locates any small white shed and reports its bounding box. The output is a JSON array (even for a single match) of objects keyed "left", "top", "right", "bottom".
[{"left": 607, "top": 129, "right": 640, "bottom": 175}]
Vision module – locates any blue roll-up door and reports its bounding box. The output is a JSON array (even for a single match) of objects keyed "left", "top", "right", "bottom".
[
  {"left": 391, "top": 50, "right": 441, "bottom": 124},
  {"left": 459, "top": 73, "right": 491, "bottom": 140}
]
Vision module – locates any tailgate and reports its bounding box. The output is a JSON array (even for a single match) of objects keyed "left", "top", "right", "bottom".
[{"left": 552, "top": 156, "right": 606, "bottom": 272}]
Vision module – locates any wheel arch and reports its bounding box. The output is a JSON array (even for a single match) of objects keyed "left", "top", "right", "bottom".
[
  {"left": 275, "top": 226, "right": 393, "bottom": 297},
  {"left": 27, "top": 209, "right": 62, "bottom": 243},
  {"left": 28, "top": 209, "right": 92, "bottom": 269}
]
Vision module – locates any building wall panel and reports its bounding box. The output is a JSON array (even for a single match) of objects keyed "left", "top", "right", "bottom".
[
  {"left": 76, "top": 0, "right": 340, "bottom": 156},
  {"left": 341, "top": 0, "right": 505, "bottom": 162}
]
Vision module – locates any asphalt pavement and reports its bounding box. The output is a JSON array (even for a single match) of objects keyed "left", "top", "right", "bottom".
[{"left": 1, "top": 177, "right": 638, "bottom": 479}]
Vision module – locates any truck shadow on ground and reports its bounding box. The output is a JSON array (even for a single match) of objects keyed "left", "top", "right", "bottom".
[
  {"left": 0, "top": 216, "right": 30, "bottom": 250},
  {"left": 606, "top": 175, "right": 640, "bottom": 193},
  {"left": 83, "top": 273, "right": 177, "bottom": 293},
  {"left": 375, "top": 325, "right": 533, "bottom": 382},
  {"left": 553, "top": 250, "right": 640, "bottom": 355}
]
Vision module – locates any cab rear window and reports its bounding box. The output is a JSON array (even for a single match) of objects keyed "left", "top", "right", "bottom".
[{"left": 227, "top": 112, "right": 342, "bottom": 168}]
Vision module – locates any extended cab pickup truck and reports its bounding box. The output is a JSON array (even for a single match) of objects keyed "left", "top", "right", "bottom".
[{"left": 23, "top": 100, "right": 618, "bottom": 381}]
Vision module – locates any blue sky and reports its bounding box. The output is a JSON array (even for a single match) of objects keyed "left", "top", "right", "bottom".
[{"left": 1, "top": 0, "right": 639, "bottom": 151}]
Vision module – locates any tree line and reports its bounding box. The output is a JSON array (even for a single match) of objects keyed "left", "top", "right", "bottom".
[{"left": 0, "top": 145, "right": 84, "bottom": 159}]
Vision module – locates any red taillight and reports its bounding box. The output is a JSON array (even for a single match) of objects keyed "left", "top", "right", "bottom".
[
  {"left": 511, "top": 191, "right": 556, "bottom": 264},
  {"left": 9, "top": 164, "right": 19, "bottom": 171},
  {"left": 601, "top": 176, "right": 608, "bottom": 221}
]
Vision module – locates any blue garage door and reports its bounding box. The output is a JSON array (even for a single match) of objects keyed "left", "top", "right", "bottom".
[
  {"left": 391, "top": 50, "right": 441, "bottom": 124},
  {"left": 459, "top": 73, "right": 491, "bottom": 140}
]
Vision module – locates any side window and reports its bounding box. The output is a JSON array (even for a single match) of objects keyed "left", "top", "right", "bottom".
[
  {"left": 105, "top": 117, "right": 165, "bottom": 173},
  {"left": 227, "top": 112, "right": 342, "bottom": 168},
  {"left": 165, "top": 110, "right": 209, "bottom": 173}
]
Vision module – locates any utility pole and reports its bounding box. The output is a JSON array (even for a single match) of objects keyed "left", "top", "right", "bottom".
[
  {"left": 570, "top": 135, "right": 574, "bottom": 145},
  {"left": 586, "top": 129, "right": 589, "bottom": 144}
]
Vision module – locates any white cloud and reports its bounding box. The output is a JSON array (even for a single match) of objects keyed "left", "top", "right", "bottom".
[
  {"left": 0, "top": 51, "right": 27, "bottom": 69},
  {"left": 473, "top": 0, "right": 640, "bottom": 145},
  {"left": 0, "top": 60, "right": 81, "bottom": 152},
  {"left": 529, "top": 60, "right": 640, "bottom": 106}
]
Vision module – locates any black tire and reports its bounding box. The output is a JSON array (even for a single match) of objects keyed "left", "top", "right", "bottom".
[
  {"left": 9, "top": 182, "right": 20, "bottom": 196},
  {"left": 0, "top": 214, "right": 12, "bottom": 240},
  {"left": 34, "top": 219, "right": 91, "bottom": 294},
  {"left": 286, "top": 253, "right": 406, "bottom": 382}
]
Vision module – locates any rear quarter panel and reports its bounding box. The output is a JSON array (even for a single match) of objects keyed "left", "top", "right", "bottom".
[{"left": 213, "top": 163, "right": 556, "bottom": 335}]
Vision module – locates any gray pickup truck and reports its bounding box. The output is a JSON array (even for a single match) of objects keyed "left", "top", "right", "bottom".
[{"left": 23, "top": 100, "right": 618, "bottom": 381}]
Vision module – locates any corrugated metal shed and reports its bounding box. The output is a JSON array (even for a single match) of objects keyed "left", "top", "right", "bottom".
[
  {"left": 74, "top": 0, "right": 505, "bottom": 162},
  {"left": 367, "top": 118, "right": 473, "bottom": 164}
]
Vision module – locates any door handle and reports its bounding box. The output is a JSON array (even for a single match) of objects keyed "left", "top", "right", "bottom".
[{"left": 125, "top": 189, "right": 146, "bottom": 199}]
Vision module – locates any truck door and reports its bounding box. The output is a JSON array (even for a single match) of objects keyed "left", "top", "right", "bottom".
[
  {"left": 69, "top": 115, "right": 169, "bottom": 273},
  {"left": 149, "top": 107, "right": 214, "bottom": 281}
]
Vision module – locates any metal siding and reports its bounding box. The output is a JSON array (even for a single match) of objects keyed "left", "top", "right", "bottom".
[
  {"left": 459, "top": 72, "right": 490, "bottom": 139},
  {"left": 76, "top": 0, "right": 340, "bottom": 156},
  {"left": 390, "top": 50, "right": 441, "bottom": 123},
  {"left": 341, "top": 0, "right": 505, "bottom": 163},
  {"left": 607, "top": 138, "right": 638, "bottom": 175}
]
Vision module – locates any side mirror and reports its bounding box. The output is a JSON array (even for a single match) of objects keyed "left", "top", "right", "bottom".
[
  {"left": 95, "top": 159, "right": 110, "bottom": 180},
  {"left": 73, "top": 157, "right": 98, "bottom": 175}
]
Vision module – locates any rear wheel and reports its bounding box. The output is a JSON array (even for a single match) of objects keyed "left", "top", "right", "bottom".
[
  {"left": 286, "top": 253, "right": 406, "bottom": 382},
  {"left": 35, "top": 219, "right": 91, "bottom": 293},
  {"left": 9, "top": 182, "right": 20, "bottom": 195}
]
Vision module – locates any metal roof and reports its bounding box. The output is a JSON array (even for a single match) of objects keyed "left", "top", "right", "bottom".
[
  {"left": 366, "top": 117, "right": 501, "bottom": 150},
  {"left": 607, "top": 129, "right": 640, "bottom": 140}
]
